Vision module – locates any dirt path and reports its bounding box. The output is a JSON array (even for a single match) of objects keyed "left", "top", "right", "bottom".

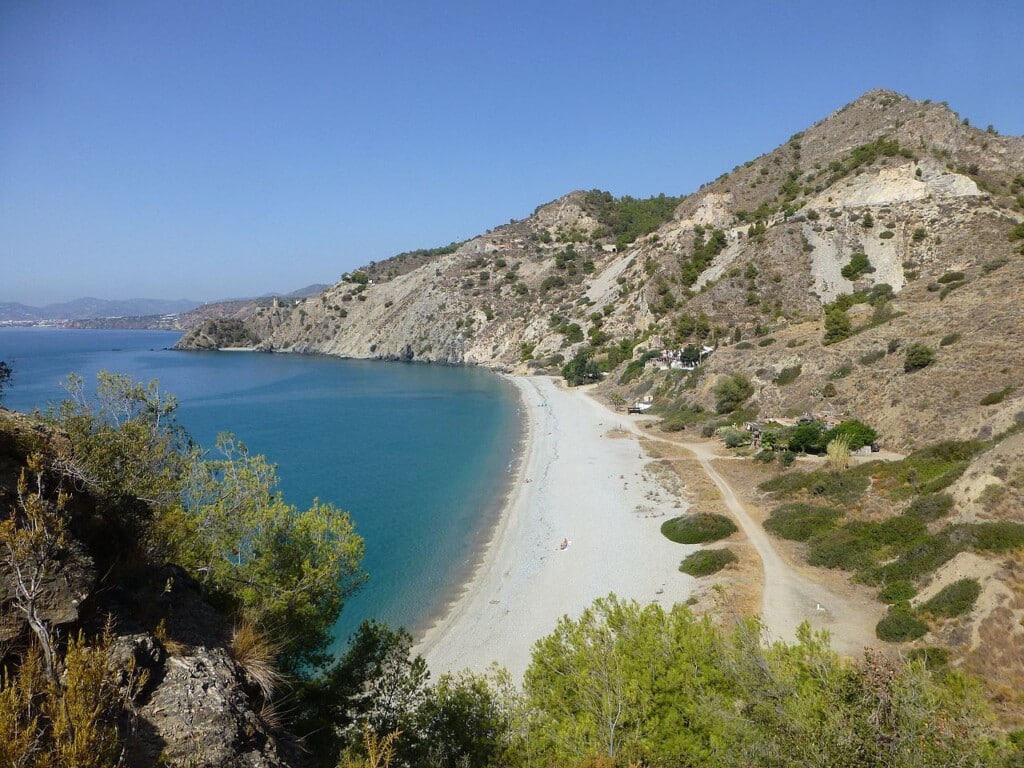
[{"left": 586, "top": 394, "right": 880, "bottom": 656}]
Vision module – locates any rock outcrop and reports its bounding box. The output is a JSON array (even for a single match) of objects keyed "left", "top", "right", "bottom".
[{"left": 0, "top": 409, "right": 307, "bottom": 768}]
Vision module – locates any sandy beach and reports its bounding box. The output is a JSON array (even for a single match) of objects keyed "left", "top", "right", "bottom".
[{"left": 414, "top": 375, "right": 695, "bottom": 681}]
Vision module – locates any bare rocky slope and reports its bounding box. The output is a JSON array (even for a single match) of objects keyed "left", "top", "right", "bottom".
[{"left": 180, "top": 89, "right": 1023, "bottom": 450}]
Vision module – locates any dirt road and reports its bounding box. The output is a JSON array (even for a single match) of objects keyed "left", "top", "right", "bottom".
[{"left": 593, "top": 396, "right": 880, "bottom": 656}]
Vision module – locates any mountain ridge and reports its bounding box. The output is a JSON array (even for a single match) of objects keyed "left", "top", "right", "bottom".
[{"left": 178, "top": 88, "right": 1022, "bottom": 444}]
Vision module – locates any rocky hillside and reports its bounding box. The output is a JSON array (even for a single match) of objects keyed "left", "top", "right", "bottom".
[
  {"left": 0, "top": 409, "right": 307, "bottom": 767},
  {"left": 180, "top": 89, "right": 1023, "bottom": 450}
]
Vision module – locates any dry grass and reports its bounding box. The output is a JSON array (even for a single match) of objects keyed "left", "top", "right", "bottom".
[{"left": 230, "top": 620, "right": 283, "bottom": 700}]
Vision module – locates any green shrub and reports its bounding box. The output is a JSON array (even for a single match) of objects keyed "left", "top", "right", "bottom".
[
  {"left": 939, "top": 332, "right": 961, "bottom": 347},
  {"left": 903, "top": 343, "right": 935, "bottom": 372},
  {"left": 808, "top": 525, "right": 879, "bottom": 570},
  {"left": 826, "top": 419, "right": 878, "bottom": 450},
  {"left": 955, "top": 521, "right": 1024, "bottom": 552},
  {"left": 721, "top": 428, "right": 750, "bottom": 448},
  {"left": 939, "top": 283, "right": 963, "bottom": 300},
  {"left": 879, "top": 230, "right": 895, "bottom": 239},
  {"left": 982, "top": 257, "right": 1008, "bottom": 274},
  {"left": 937, "top": 271, "right": 965, "bottom": 284},
  {"left": 713, "top": 374, "right": 754, "bottom": 414},
  {"left": 830, "top": 364, "right": 852, "bottom": 380},
  {"left": 905, "top": 493, "right": 953, "bottom": 521},
  {"left": 823, "top": 306, "right": 852, "bottom": 344},
  {"left": 876, "top": 602, "right": 928, "bottom": 642},
  {"left": 679, "top": 548, "right": 738, "bottom": 576},
  {"left": 758, "top": 337, "right": 776, "bottom": 347},
  {"left": 867, "top": 532, "right": 959, "bottom": 585},
  {"left": 859, "top": 349, "right": 886, "bottom": 365},
  {"left": 775, "top": 365, "right": 802, "bottom": 385},
  {"left": 734, "top": 341, "right": 753, "bottom": 350},
  {"left": 878, "top": 580, "right": 917, "bottom": 603},
  {"left": 779, "top": 450, "right": 796, "bottom": 467},
  {"left": 619, "top": 350, "right": 661, "bottom": 384},
  {"left": 760, "top": 469, "right": 869, "bottom": 505},
  {"left": 919, "top": 578, "right": 981, "bottom": 618},
  {"left": 980, "top": 386, "right": 1015, "bottom": 406},
  {"left": 906, "top": 646, "right": 950, "bottom": 669},
  {"left": 841, "top": 253, "right": 875, "bottom": 280},
  {"left": 808, "top": 516, "right": 928, "bottom": 572},
  {"left": 661, "top": 513, "right": 738, "bottom": 544},
  {"left": 764, "top": 503, "right": 842, "bottom": 542}
]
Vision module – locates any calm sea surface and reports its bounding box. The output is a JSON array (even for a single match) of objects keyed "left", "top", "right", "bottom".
[{"left": 0, "top": 328, "right": 520, "bottom": 651}]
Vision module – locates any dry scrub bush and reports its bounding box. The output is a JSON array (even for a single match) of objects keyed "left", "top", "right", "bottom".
[
  {"left": 230, "top": 619, "right": 283, "bottom": 701},
  {"left": 337, "top": 725, "right": 400, "bottom": 768},
  {"left": 0, "top": 622, "right": 147, "bottom": 768}
]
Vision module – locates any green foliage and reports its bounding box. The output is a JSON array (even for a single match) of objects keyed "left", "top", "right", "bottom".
[
  {"left": 859, "top": 349, "right": 886, "bottom": 365},
  {"left": 865, "top": 532, "right": 953, "bottom": 585},
  {"left": 558, "top": 322, "right": 584, "bottom": 343},
  {"left": 539, "top": 274, "right": 566, "bottom": 293},
  {"left": 679, "top": 548, "right": 737, "bottom": 576},
  {"left": 823, "top": 304, "right": 852, "bottom": 344},
  {"left": 828, "top": 137, "right": 914, "bottom": 183},
  {"left": 51, "top": 372, "right": 188, "bottom": 513},
  {"left": 939, "top": 332, "right": 961, "bottom": 346},
  {"left": 906, "top": 646, "right": 949, "bottom": 670},
  {"left": 347, "top": 270, "right": 370, "bottom": 285},
  {"left": 164, "top": 434, "right": 366, "bottom": 672},
  {"left": 876, "top": 601, "right": 928, "bottom": 642},
  {"left": 760, "top": 467, "right": 870, "bottom": 505},
  {"left": 523, "top": 597, "right": 729, "bottom": 765},
  {"left": 581, "top": 189, "right": 684, "bottom": 250},
  {"left": 713, "top": 373, "right": 753, "bottom": 414},
  {"left": 870, "top": 440, "right": 982, "bottom": 498},
  {"left": 681, "top": 227, "right": 728, "bottom": 286},
  {"left": 937, "top": 270, "right": 966, "bottom": 283},
  {"left": 661, "top": 513, "right": 738, "bottom": 544},
  {"left": 920, "top": 578, "right": 981, "bottom": 618},
  {"left": 980, "top": 386, "right": 1015, "bottom": 406},
  {"left": 955, "top": 521, "right": 1024, "bottom": 552},
  {"left": 827, "top": 419, "right": 878, "bottom": 450},
  {"left": 561, "top": 349, "right": 600, "bottom": 387},
  {"left": 903, "top": 342, "right": 935, "bottom": 372},
  {"left": 841, "top": 252, "right": 875, "bottom": 280},
  {"left": 293, "top": 620, "right": 429, "bottom": 764},
  {"left": 764, "top": 503, "right": 842, "bottom": 542},
  {"left": 878, "top": 580, "right": 917, "bottom": 603},
  {"left": 657, "top": 399, "right": 705, "bottom": 432},
  {"left": 522, "top": 596, "right": 997, "bottom": 767},
  {"left": 618, "top": 351, "right": 660, "bottom": 384},
  {"left": 904, "top": 492, "right": 954, "bottom": 521},
  {"left": 788, "top": 420, "right": 828, "bottom": 454}
]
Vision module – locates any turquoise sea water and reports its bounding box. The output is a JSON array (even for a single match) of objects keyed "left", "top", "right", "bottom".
[{"left": 0, "top": 328, "right": 520, "bottom": 649}]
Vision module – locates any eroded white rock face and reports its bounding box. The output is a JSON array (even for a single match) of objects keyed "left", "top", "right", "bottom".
[{"left": 810, "top": 159, "right": 981, "bottom": 209}]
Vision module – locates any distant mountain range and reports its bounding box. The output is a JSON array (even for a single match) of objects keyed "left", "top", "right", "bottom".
[
  {"left": 0, "top": 297, "right": 200, "bottom": 323},
  {"left": 0, "top": 285, "right": 330, "bottom": 326}
]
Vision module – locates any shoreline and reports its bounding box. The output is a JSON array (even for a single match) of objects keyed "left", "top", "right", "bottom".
[
  {"left": 405, "top": 373, "right": 529, "bottom": 641},
  {"left": 414, "top": 375, "right": 696, "bottom": 681}
]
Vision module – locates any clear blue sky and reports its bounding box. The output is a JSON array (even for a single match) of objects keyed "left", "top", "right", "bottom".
[{"left": 2, "top": 1, "right": 1022, "bottom": 305}]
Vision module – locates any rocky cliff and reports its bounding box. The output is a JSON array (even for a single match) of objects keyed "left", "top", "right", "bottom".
[{"left": 0, "top": 409, "right": 307, "bottom": 767}]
